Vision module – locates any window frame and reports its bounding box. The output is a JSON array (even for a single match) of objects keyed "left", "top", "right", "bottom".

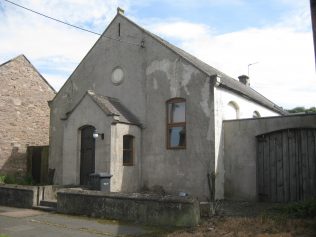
[
  {"left": 123, "top": 135, "right": 134, "bottom": 166},
  {"left": 166, "top": 97, "right": 186, "bottom": 150}
]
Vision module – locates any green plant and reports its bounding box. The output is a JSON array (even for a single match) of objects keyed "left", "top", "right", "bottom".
[
  {"left": 0, "top": 175, "right": 6, "bottom": 184},
  {"left": 265, "top": 199, "right": 316, "bottom": 219},
  {"left": 283, "top": 199, "right": 316, "bottom": 218},
  {"left": 3, "top": 175, "right": 16, "bottom": 184},
  {"left": 1, "top": 173, "right": 34, "bottom": 185}
]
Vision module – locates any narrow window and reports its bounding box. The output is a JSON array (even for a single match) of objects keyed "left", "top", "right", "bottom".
[
  {"left": 224, "top": 101, "right": 240, "bottom": 119},
  {"left": 123, "top": 135, "right": 134, "bottom": 166},
  {"left": 253, "top": 111, "right": 261, "bottom": 118},
  {"left": 118, "top": 23, "right": 121, "bottom": 37},
  {"left": 167, "top": 98, "right": 186, "bottom": 149}
]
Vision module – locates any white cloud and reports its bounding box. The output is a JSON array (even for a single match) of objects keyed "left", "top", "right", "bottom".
[
  {"left": 0, "top": 0, "right": 314, "bottom": 108},
  {"left": 149, "top": 21, "right": 213, "bottom": 41},
  {"left": 0, "top": 0, "right": 124, "bottom": 90},
  {"left": 146, "top": 8, "right": 315, "bottom": 109}
]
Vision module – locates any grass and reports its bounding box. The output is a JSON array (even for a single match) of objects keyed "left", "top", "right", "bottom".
[
  {"left": 0, "top": 234, "right": 10, "bottom": 237},
  {"left": 164, "top": 216, "right": 316, "bottom": 237},
  {"left": 163, "top": 200, "right": 316, "bottom": 237}
]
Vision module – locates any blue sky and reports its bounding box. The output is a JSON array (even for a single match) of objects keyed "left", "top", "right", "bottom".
[{"left": 0, "top": 0, "right": 314, "bottom": 109}]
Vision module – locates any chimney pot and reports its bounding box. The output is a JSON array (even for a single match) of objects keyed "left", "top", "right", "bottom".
[{"left": 238, "top": 75, "right": 250, "bottom": 86}]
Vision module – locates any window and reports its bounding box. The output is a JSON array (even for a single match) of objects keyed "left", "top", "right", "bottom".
[
  {"left": 253, "top": 111, "right": 261, "bottom": 118},
  {"left": 224, "top": 101, "right": 240, "bottom": 119},
  {"left": 123, "top": 135, "right": 134, "bottom": 166},
  {"left": 166, "top": 98, "right": 186, "bottom": 149}
]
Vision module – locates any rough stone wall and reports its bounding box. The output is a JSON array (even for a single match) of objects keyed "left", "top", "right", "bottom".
[
  {"left": 57, "top": 189, "right": 200, "bottom": 227},
  {"left": 0, "top": 55, "right": 55, "bottom": 176}
]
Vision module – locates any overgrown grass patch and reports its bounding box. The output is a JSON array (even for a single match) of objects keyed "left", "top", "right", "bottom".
[{"left": 267, "top": 199, "right": 316, "bottom": 219}]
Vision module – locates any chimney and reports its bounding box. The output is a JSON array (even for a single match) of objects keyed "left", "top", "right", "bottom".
[{"left": 238, "top": 75, "right": 250, "bottom": 86}]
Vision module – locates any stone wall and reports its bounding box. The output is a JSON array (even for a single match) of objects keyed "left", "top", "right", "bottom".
[
  {"left": 0, "top": 184, "right": 38, "bottom": 208},
  {"left": 0, "top": 55, "right": 55, "bottom": 176},
  {"left": 57, "top": 189, "right": 200, "bottom": 227}
]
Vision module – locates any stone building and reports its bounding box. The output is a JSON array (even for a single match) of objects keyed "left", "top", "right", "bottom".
[
  {"left": 0, "top": 55, "right": 55, "bottom": 176},
  {"left": 49, "top": 12, "right": 289, "bottom": 201}
]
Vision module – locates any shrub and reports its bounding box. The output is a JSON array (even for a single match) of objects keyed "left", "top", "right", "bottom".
[{"left": 284, "top": 199, "right": 316, "bottom": 218}]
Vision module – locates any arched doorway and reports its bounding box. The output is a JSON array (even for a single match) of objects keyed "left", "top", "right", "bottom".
[{"left": 80, "top": 125, "right": 95, "bottom": 185}]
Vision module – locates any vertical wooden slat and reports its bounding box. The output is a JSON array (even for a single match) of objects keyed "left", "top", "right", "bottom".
[
  {"left": 310, "top": 129, "right": 316, "bottom": 197},
  {"left": 306, "top": 129, "right": 314, "bottom": 199},
  {"left": 289, "top": 130, "right": 297, "bottom": 202},
  {"left": 263, "top": 135, "right": 270, "bottom": 201},
  {"left": 300, "top": 129, "right": 308, "bottom": 200},
  {"left": 282, "top": 130, "right": 290, "bottom": 202},
  {"left": 257, "top": 136, "right": 264, "bottom": 200},
  {"left": 26, "top": 146, "right": 33, "bottom": 176},
  {"left": 270, "top": 133, "right": 277, "bottom": 202},
  {"left": 276, "top": 132, "right": 284, "bottom": 202},
  {"left": 41, "top": 146, "right": 49, "bottom": 184},
  {"left": 257, "top": 128, "right": 316, "bottom": 203},
  {"left": 296, "top": 130, "right": 303, "bottom": 200}
]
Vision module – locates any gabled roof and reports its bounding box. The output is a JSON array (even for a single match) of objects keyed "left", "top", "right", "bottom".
[
  {"left": 64, "top": 90, "right": 141, "bottom": 126},
  {"left": 0, "top": 54, "right": 56, "bottom": 93},
  {"left": 53, "top": 13, "right": 286, "bottom": 115},
  {"left": 119, "top": 14, "right": 287, "bottom": 115}
]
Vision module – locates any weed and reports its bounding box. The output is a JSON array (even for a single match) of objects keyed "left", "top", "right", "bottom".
[
  {"left": 282, "top": 199, "right": 316, "bottom": 218},
  {"left": 1, "top": 173, "right": 34, "bottom": 185},
  {"left": 0, "top": 175, "right": 5, "bottom": 184}
]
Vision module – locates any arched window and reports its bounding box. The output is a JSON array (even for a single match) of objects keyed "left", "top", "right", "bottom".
[
  {"left": 166, "top": 98, "right": 186, "bottom": 149},
  {"left": 253, "top": 111, "right": 261, "bottom": 118},
  {"left": 224, "top": 101, "right": 240, "bottom": 119},
  {"left": 123, "top": 135, "right": 134, "bottom": 166}
]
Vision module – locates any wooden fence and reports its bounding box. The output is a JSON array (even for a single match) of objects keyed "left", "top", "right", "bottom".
[
  {"left": 257, "top": 128, "right": 316, "bottom": 202},
  {"left": 26, "top": 146, "right": 49, "bottom": 184}
]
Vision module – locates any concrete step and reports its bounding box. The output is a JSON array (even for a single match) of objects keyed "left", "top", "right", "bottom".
[
  {"left": 39, "top": 200, "right": 57, "bottom": 209},
  {"left": 33, "top": 205, "right": 57, "bottom": 212}
]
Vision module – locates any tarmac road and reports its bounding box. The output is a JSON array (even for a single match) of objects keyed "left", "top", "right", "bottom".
[{"left": 0, "top": 206, "right": 157, "bottom": 237}]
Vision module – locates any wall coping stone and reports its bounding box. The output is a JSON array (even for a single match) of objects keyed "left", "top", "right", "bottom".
[{"left": 57, "top": 188, "right": 197, "bottom": 204}]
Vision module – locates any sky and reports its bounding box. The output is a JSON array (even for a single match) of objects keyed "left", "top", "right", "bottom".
[{"left": 0, "top": 0, "right": 314, "bottom": 109}]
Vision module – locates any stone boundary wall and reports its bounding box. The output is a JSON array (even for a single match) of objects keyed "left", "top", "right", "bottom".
[
  {"left": 0, "top": 184, "right": 38, "bottom": 208},
  {"left": 0, "top": 184, "right": 60, "bottom": 208},
  {"left": 57, "top": 189, "right": 200, "bottom": 227}
]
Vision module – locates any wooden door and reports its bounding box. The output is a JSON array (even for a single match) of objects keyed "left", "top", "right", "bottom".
[
  {"left": 257, "top": 128, "right": 316, "bottom": 202},
  {"left": 80, "top": 126, "right": 95, "bottom": 185}
]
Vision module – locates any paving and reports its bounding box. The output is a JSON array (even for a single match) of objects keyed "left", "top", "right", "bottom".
[{"left": 0, "top": 206, "right": 159, "bottom": 237}]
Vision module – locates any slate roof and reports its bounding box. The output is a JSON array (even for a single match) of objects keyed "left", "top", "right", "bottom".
[
  {"left": 64, "top": 90, "right": 141, "bottom": 126},
  {"left": 120, "top": 14, "right": 287, "bottom": 115},
  {"left": 87, "top": 90, "right": 141, "bottom": 126}
]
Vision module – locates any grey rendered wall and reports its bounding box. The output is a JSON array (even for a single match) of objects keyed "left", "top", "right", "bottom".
[
  {"left": 49, "top": 15, "right": 148, "bottom": 184},
  {"left": 223, "top": 114, "right": 316, "bottom": 201},
  {"left": 61, "top": 95, "right": 111, "bottom": 185},
  {"left": 49, "top": 14, "right": 216, "bottom": 200},
  {"left": 143, "top": 45, "right": 215, "bottom": 201},
  {"left": 110, "top": 123, "right": 141, "bottom": 192}
]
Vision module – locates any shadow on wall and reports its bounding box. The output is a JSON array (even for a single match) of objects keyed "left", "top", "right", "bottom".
[{"left": 0, "top": 147, "right": 27, "bottom": 177}]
